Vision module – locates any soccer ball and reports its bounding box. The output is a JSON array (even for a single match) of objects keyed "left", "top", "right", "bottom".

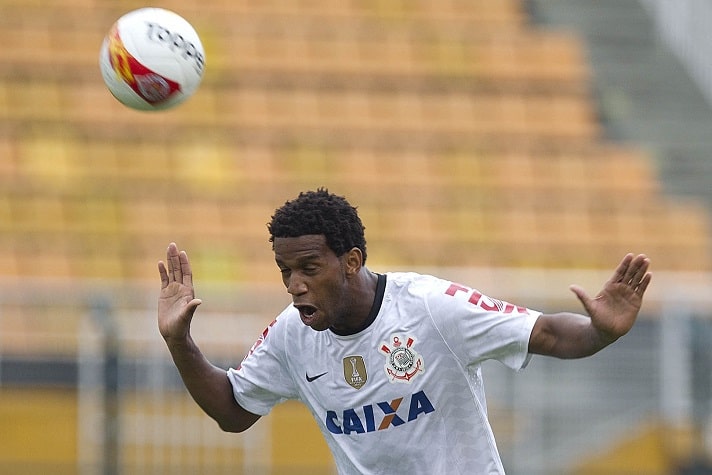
[{"left": 99, "top": 8, "right": 205, "bottom": 111}]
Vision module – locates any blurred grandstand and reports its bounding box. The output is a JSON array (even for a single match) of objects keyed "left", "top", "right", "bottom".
[{"left": 0, "top": 0, "right": 711, "bottom": 473}]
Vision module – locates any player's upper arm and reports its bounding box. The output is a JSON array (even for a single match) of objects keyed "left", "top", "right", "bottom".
[
  {"left": 528, "top": 314, "right": 557, "bottom": 356},
  {"left": 528, "top": 312, "right": 600, "bottom": 359}
]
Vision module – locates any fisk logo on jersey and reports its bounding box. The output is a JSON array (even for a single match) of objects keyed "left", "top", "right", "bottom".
[
  {"left": 445, "top": 282, "right": 532, "bottom": 314},
  {"left": 325, "top": 390, "right": 434, "bottom": 435}
]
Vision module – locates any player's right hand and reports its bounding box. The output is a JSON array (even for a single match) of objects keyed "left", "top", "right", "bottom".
[{"left": 157, "top": 242, "right": 202, "bottom": 342}]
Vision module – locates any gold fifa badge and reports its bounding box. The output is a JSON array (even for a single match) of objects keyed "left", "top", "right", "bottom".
[{"left": 343, "top": 355, "right": 367, "bottom": 390}]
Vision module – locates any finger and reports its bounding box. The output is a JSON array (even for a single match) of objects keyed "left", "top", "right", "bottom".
[
  {"left": 620, "top": 254, "right": 648, "bottom": 286},
  {"left": 158, "top": 261, "right": 169, "bottom": 289},
  {"left": 635, "top": 272, "right": 652, "bottom": 296},
  {"left": 179, "top": 250, "right": 194, "bottom": 287},
  {"left": 622, "top": 254, "right": 639, "bottom": 281},
  {"left": 165, "top": 249, "right": 174, "bottom": 282},
  {"left": 610, "top": 253, "right": 634, "bottom": 284},
  {"left": 569, "top": 284, "right": 590, "bottom": 306},
  {"left": 167, "top": 242, "right": 182, "bottom": 283},
  {"left": 627, "top": 255, "right": 650, "bottom": 286},
  {"left": 165, "top": 243, "right": 176, "bottom": 283},
  {"left": 186, "top": 298, "right": 203, "bottom": 317}
]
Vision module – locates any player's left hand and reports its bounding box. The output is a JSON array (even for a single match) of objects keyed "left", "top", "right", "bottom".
[{"left": 569, "top": 253, "right": 652, "bottom": 342}]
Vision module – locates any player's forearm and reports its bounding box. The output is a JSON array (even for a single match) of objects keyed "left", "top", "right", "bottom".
[
  {"left": 529, "top": 312, "right": 617, "bottom": 359},
  {"left": 165, "top": 336, "right": 255, "bottom": 432}
]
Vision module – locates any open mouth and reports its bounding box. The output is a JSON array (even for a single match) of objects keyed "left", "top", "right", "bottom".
[{"left": 295, "top": 304, "right": 317, "bottom": 318}]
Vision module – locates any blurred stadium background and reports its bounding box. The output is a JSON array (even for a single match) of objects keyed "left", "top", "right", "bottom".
[{"left": 1, "top": 0, "right": 711, "bottom": 473}]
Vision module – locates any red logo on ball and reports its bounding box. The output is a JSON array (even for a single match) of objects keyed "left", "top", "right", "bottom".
[{"left": 107, "top": 24, "right": 181, "bottom": 104}]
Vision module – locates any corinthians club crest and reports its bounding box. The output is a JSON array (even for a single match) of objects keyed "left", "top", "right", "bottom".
[{"left": 379, "top": 334, "right": 424, "bottom": 383}]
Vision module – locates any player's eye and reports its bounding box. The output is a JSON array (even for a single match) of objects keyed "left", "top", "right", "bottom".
[{"left": 302, "top": 265, "right": 319, "bottom": 275}]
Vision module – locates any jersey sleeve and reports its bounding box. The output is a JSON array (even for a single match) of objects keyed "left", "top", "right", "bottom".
[
  {"left": 424, "top": 277, "right": 541, "bottom": 371},
  {"left": 226, "top": 308, "right": 299, "bottom": 416}
]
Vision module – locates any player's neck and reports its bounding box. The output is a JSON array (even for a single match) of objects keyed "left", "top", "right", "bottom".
[{"left": 330, "top": 271, "right": 385, "bottom": 336}]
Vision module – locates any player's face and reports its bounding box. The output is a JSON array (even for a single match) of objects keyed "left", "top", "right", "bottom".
[{"left": 273, "top": 234, "right": 355, "bottom": 332}]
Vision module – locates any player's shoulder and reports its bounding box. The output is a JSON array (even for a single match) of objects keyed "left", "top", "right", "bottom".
[
  {"left": 260, "top": 304, "right": 310, "bottom": 343},
  {"left": 384, "top": 271, "right": 454, "bottom": 298},
  {"left": 273, "top": 304, "right": 309, "bottom": 331},
  {"left": 245, "top": 304, "right": 324, "bottom": 363}
]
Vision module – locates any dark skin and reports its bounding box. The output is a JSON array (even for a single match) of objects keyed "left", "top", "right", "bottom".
[
  {"left": 274, "top": 235, "right": 378, "bottom": 333},
  {"left": 158, "top": 237, "right": 651, "bottom": 432}
]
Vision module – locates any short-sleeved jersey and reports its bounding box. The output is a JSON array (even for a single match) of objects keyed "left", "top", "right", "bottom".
[{"left": 227, "top": 272, "right": 540, "bottom": 474}]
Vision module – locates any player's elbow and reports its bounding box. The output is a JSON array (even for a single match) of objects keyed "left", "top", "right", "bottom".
[
  {"left": 218, "top": 419, "right": 249, "bottom": 433},
  {"left": 216, "top": 407, "right": 261, "bottom": 433}
]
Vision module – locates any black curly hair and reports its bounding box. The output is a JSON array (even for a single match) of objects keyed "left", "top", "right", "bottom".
[{"left": 268, "top": 188, "right": 367, "bottom": 263}]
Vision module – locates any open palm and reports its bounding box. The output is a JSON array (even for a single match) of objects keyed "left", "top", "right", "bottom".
[
  {"left": 157, "top": 242, "right": 202, "bottom": 342},
  {"left": 570, "top": 253, "right": 652, "bottom": 341}
]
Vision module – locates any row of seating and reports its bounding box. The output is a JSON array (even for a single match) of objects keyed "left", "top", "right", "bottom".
[
  {"left": 0, "top": 24, "right": 587, "bottom": 91},
  {"left": 1, "top": 188, "right": 679, "bottom": 238},
  {"left": 0, "top": 0, "right": 525, "bottom": 28},
  {"left": 0, "top": 185, "right": 707, "bottom": 277},
  {"left": 0, "top": 80, "right": 597, "bottom": 143},
  {"left": 0, "top": 133, "right": 657, "bottom": 192}
]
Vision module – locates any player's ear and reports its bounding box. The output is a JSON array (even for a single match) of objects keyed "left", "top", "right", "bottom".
[{"left": 343, "top": 247, "right": 363, "bottom": 276}]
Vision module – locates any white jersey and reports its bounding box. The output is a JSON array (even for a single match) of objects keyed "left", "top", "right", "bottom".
[{"left": 227, "top": 272, "right": 540, "bottom": 474}]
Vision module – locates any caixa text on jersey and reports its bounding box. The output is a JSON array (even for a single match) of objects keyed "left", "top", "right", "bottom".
[{"left": 325, "top": 390, "right": 434, "bottom": 435}]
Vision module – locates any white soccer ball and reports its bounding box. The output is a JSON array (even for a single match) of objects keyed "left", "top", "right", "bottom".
[{"left": 99, "top": 8, "right": 205, "bottom": 111}]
